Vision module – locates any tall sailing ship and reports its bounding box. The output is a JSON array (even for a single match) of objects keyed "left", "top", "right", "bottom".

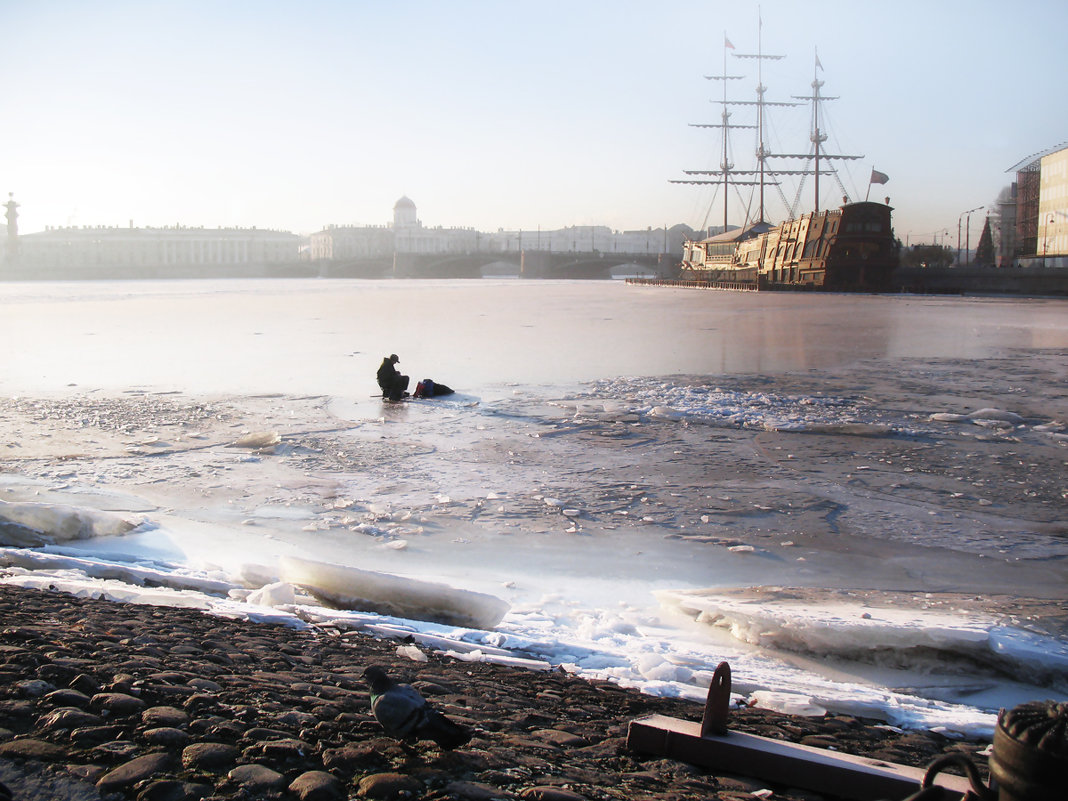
[{"left": 672, "top": 27, "right": 898, "bottom": 291}]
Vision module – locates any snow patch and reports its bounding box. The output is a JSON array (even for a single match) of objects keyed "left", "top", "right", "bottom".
[
  {"left": 246, "top": 581, "right": 297, "bottom": 607},
  {"left": 750, "top": 690, "right": 828, "bottom": 718}
]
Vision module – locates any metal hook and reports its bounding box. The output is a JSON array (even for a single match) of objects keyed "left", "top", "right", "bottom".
[{"left": 922, "top": 754, "right": 994, "bottom": 801}]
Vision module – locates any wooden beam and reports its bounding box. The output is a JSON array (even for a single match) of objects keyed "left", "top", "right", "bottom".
[{"left": 627, "top": 713, "right": 972, "bottom": 801}]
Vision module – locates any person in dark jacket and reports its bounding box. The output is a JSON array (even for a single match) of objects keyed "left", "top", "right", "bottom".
[{"left": 377, "top": 354, "right": 409, "bottom": 401}]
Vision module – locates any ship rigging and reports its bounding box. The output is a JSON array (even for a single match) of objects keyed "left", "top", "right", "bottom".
[{"left": 672, "top": 23, "right": 862, "bottom": 233}]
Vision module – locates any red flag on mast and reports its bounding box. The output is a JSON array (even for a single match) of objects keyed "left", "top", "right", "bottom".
[{"left": 725, "top": 35, "right": 735, "bottom": 49}]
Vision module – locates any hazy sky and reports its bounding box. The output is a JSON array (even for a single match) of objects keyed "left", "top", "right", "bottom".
[{"left": 3, "top": 1, "right": 1066, "bottom": 245}]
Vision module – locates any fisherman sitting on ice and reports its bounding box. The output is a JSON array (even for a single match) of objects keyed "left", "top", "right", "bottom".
[{"left": 377, "top": 354, "right": 409, "bottom": 401}]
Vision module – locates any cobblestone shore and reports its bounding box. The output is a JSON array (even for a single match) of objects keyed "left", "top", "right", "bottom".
[{"left": 0, "top": 584, "right": 990, "bottom": 801}]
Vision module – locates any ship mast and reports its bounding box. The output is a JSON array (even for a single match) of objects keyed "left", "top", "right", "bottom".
[
  {"left": 713, "top": 35, "right": 744, "bottom": 232},
  {"left": 778, "top": 49, "right": 863, "bottom": 213},
  {"left": 670, "top": 33, "right": 756, "bottom": 232},
  {"left": 731, "top": 15, "right": 799, "bottom": 223}
]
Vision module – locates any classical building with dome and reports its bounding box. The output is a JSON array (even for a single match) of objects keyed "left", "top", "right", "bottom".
[
  {"left": 308, "top": 196, "right": 483, "bottom": 261},
  {"left": 308, "top": 197, "right": 682, "bottom": 263}
]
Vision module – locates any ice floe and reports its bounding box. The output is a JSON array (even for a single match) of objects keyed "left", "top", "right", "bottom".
[
  {"left": 655, "top": 588, "right": 1068, "bottom": 688},
  {"left": 0, "top": 501, "right": 140, "bottom": 547},
  {"left": 278, "top": 555, "right": 510, "bottom": 629}
]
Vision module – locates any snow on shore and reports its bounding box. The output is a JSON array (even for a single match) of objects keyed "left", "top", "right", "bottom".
[{"left": 2, "top": 497, "right": 1066, "bottom": 739}]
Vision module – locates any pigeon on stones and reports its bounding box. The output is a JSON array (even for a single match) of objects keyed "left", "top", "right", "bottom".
[{"left": 362, "top": 665, "right": 471, "bottom": 750}]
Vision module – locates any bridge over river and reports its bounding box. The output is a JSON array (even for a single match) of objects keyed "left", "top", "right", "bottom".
[{"left": 319, "top": 250, "right": 676, "bottom": 280}]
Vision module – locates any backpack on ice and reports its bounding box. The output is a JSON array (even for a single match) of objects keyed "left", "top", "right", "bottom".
[{"left": 414, "top": 379, "right": 454, "bottom": 398}]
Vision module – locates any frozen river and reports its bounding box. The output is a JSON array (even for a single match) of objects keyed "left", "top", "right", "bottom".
[
  {"left": 3, "top": 278, "right": 1066, "bottom": 396},
  {"left": 2, "top": 279, "right": 1067, "bottom": 737}
]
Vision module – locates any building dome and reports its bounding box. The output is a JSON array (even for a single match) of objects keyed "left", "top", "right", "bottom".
[{"left": 393, "top": 196, "right": 418, "bottom": 228}]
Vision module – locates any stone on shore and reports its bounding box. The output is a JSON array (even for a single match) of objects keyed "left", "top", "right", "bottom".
[
  {"left": 0, "top": 737, "right": 66, "bottom": 761},
  {"left": 95, "top": 751, "right": 177, "bottom": 793},
  {"left": 142, "top": 726, "right": 191, "bottom": 747},
  {"left": 289, "top": 769, "right": 345, "bottom": 801},
  {"left": 141, "top": 705, "right": 190, "bottom": 728},
  {"left": 520, "top": 787, "right": 588, "bottom": 801},
  {"left": 134, "top": 780, "right": 213, "bottom": 801},
  {"left": 91, "top": 692, "right": 146, "bottom": 717},
  {"left": 227, "top": 763, "right": 288, "bottom": 792},
  {"left": 181, "top": 742, "right": 241, "bottom": 770},
  {"left": 447, "top": 780, "right": 517, "bottom": 800},
  {"left": 357, "top": 772, "right": 424, "bottom": 798}
]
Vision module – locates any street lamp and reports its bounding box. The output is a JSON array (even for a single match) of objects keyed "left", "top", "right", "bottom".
[
  {"left": 1042, "top": 210, "right": 1068, "bottom": 267},
  {"left": 965, "top": 207, "right": 983, "bottom": 266},
  {"left": 957, "top": 205, "right": 983, "bottom": 266},
  {"left": 1042, "top": 212, "right": 1053, "bottom": 267}
]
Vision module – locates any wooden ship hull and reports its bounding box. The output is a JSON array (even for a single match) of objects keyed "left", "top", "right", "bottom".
[{"left": 679, "top": 201, "right": 898, "bottom": 292}]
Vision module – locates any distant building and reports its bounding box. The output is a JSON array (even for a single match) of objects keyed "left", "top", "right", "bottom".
[
  {"left": 309, "top": 197, "right": 685, "bottom": 263},
  {"left": 308, "top": 224, "right": 393, "bottom": 260},
  {"left": 994, "top": 184, "right": 1017, "bottom": 268},
  {"left": 12, "top": 223, "right": 300, "bottom": 277},
  {"left": 309, "top": 197, "right": 481, "bottom": 261},
  {"left": 1039, "top": 145, "right": 1068, "bottom": 261},
  {"left": 393, "top": 196, "right": 418, "bottom": 228},
  {"left": 9, "top": 195, "right": 687, "bottom": 277},
  {"left": 2, "top": 193, "right": 18, "bottom": 266},
  {"left": 392, "top": 194, "right": 481, "bottom": 254},
  {"left": 1009, "top": 141, "right": 1068, "bottom": 266}
]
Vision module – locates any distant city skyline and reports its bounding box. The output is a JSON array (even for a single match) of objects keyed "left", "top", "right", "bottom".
[{"left": 2, "top": 1, "right": 1066, "bottom": 246}]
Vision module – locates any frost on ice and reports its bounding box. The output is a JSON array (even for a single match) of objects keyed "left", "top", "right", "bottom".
[
  {"left": 278, "top": 555, "right": 510, "bottom": 629},
  {"left": 576, "top": 378, "right": 901, "bottom": 435}
]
